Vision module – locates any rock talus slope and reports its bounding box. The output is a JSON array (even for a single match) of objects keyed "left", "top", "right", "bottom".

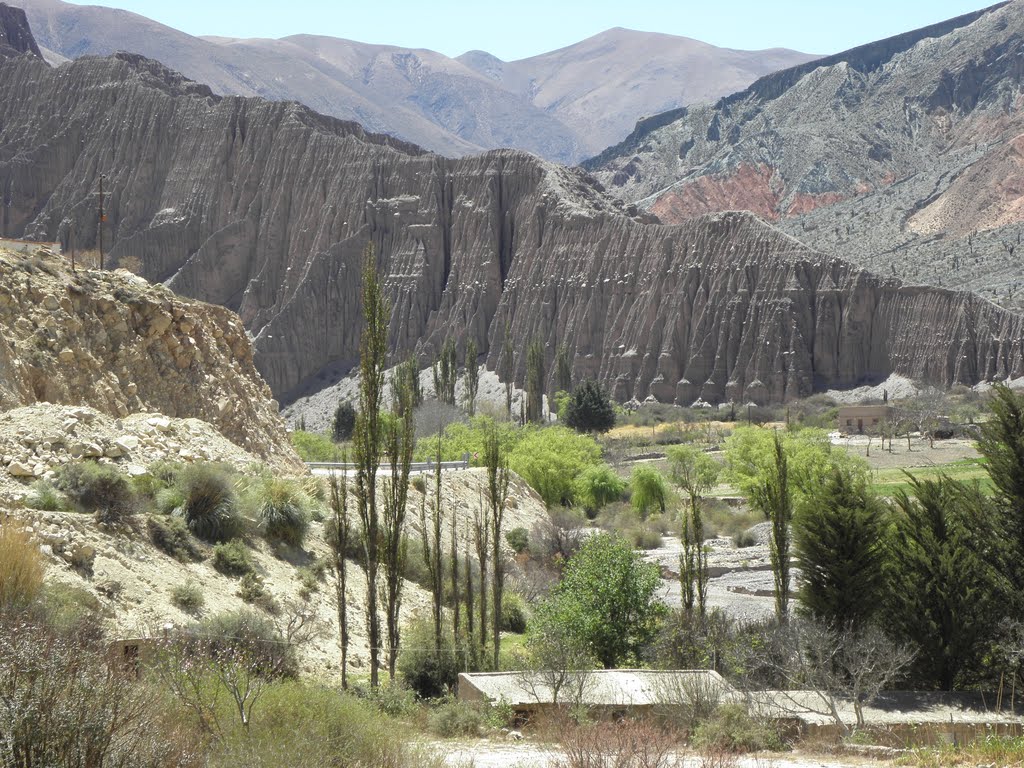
[
  {"left": 0, "top": 246, "right": 301, "bottom": 471},
  {"left": 1, "top": 11, "right": 1023, "bottom": 405}
]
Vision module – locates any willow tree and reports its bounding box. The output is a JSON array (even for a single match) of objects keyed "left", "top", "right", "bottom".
[
  {"left": 353, "top": 244, "right": 388, "bottom": 687},
  {"left": 485, "top": 422, "right": 512, "bottom": 667}
]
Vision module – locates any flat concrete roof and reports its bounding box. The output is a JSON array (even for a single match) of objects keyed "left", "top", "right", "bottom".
[{"left": 458, "top": 669, "right": 736, "bottom": 708}]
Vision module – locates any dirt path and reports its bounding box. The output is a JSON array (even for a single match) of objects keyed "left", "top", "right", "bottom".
[{"left": 427, "top": 739, "right": 889, "bottom": 767}]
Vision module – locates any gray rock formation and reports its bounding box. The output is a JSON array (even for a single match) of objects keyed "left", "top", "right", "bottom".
[
  {"left": 1, "top": 19, "right": 1023, "bottom": 406},
  {"left": 585, "top": 2, "right": 1024, "bottom": 312},
  {"left": 0, "top": 3, "right": 41, "bottom": 57}
]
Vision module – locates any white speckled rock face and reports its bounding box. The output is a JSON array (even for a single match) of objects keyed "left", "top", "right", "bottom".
[{"left": 0, "top": 34, "right": 1022, "bottom": 406}]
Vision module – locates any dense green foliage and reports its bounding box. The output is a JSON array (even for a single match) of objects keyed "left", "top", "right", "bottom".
[
  {"left": 55, "top": 461, "right": 138, "bottom": 524},
  {"left": 564, "top": 380, "right": 616, "bottom": 433},
  {"left": 290, "top": 430, "right": 342, "bottom": 462},
  {"left": 794, "top": 468, "right": 889, "bottom": 629},
  {"left": 175, "top": 463, "right": 242, "bottom": 542},
  {"left": 331, "top": 400, "right": 357, "bottom": 442},
  {"left": 630, "top": 466, "right": 668, "bottom": 517},
  {"left": 885, "top": 476, "right": 1004, "bottom": 690},
  {"left": 255, "top": 478, "right": 311, "bottom": 547},
  {"left": 510, "top": 427, "right": 603, "bottom": 506},
  {"left": 574, "top": 465, "right": 627, "bottom": 516},
  {"left": 540, "top": 533, "right": 664, "bottom": 668}
]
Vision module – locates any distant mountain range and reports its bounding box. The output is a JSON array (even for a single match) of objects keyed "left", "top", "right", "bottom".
[
  {"left": 14, "top": 0, "right": 815, "bottom": 163},
  {"left": 587, "top": 1, "right": 1024, "bottom": 312}
]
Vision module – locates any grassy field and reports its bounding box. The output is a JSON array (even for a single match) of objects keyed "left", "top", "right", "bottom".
[{"left": 868, "top": 458, "right": 994, "bottom": 497}]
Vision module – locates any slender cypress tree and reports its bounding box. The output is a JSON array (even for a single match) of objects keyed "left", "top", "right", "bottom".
[
  {"left": 485, "top": 422, "right": 512, "bottom": 668},
  {"left": 464, "top": 339, "right": 480, "bottom": 417},
  {"left": 353, "top": 244, "right": 388, "bottom": 687}
]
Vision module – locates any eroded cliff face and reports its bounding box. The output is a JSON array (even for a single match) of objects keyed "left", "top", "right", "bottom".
[
  {"left": 0, "top": 247, "right": 302, "bottom": 471},
  {"left": 0, "top": 3, "right": 41, "bottom": 57},
  {"left": 1, "top": 31, "right": 1023, "bottom": 405}
]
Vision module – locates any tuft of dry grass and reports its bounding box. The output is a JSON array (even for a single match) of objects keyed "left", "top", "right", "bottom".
[{"left": 0, "top": 519, "right": 45, "bottom": 610}]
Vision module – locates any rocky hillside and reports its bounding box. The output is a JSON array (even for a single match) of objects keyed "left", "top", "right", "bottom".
[
  {"left": 13, "top": 0, "right": 813, "bottom": 163},
  {"left": 585, "top": 2, "right": 1024, "bottom": 311},
  {"left": 10, "top": 467, "right": 549, "bottom": 679},
  {"left": 0, "top": 245, "right": 301, "bottom": 471},
  {"left": 2, "top": 7, "right": 1024, "bottom": 405}
]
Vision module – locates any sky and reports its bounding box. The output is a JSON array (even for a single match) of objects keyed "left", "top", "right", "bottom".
[{"left": 63, "top": 0, "right": 996, "bottom": 60}]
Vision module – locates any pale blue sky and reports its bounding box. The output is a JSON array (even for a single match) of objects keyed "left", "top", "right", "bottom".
[{"left": 64, "top": 0, "right": 996, "bottom": 60}]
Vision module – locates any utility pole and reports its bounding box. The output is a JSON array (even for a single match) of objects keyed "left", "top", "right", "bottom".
[{"left": 98, "top": 174, "right": 105, "bottom": 270}]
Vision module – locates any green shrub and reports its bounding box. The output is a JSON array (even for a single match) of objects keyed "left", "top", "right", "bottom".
[
  {"left": 171, "top": 581, "right": 204, "bottom": 614},
  {"left": 147, "top": 514, "right": 201, "bottom": 562},
  {"left": 509, "top": 427, "right": 603, "bottom": 506},
  {"left": 130, "top": 460, "right": 184, "bottom": 498},
  {"left": 154, "top": 486, "right": 185, "bottom": 515},
  {"left": 633, "top": 526, "right": 664, "bottom": 550},
  {"left": 630, "top": 466, "right": 668, "bottom": 518},
  {"left": 505, "top": 526, "right": 529, "bottom": 554},
  {"left": 501, "top": 592, "right": 528, "bottom": 633},
  {"left": 26, "top": 480, "right": 64, "bottom": 511},
  {"left": 290, "top": 430, "right": 342, "bottom": 462},
  {"left": 297, "top": 564, "right": 323, "bottom": 600},
  {"left": 364, "top": 682, "right": 418, "bottom": 718},
  {"left": 256, "top": 479, "right": 310, "bottom": 547},
  {"left": 692, "top": 703, "right": 783, "bottom": 752},
  {"left": 332, "top": 401, "right": 357, "bottom": 443},
  {"left": 55, "top": 461, "right": 137, "bottom": 524},
  {"left": 39, "top": 583, "right": 102, "bottom": 633},
  {"left": 399, "top": 617, "right": 462, "bottom": 699},
  {"left": 411, "top": 476, "right": 426, "bottom": 494},
  {"left": 197, "top": 609, "right": 295, "bottom": 677},
  {"left": 428, "top": 697, "right": 487, "bottom": 738},
  {"left": 574, "top": 465, "right": 627, "bottom": 516},
  {"left": 217, "top": 681, "right": 417, "bottom": 767},
  {"left": 176, "top": 463, "right": 241, "bottom": 542},
  {"left": 733, "top": 529, "right": 758, "bottom": 548},
  {"left": 212, "top": 539, "right": 253, "bottom": 577}
]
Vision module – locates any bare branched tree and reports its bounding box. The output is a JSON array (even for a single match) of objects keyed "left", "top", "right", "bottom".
[{"left": 326, "top": 469, "right": 351, "bottom": 688}]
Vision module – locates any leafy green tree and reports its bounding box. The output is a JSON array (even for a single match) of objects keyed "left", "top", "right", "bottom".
[
  {"left": 794, "top": 468, "right": 889, "bottom": 630},
  {"left": 630, "top": 466, "right": 668, "bottom": 518},
  {"left": 885, "top": 476, "right": 1005, "bottom": 690},
  {"left": 331, "top": 401, "right": 357, "bottom": 442},
  {"left": 724, "top": 427, "right": 865, "bottom": 623},
  {"left": 564, "top": 380, "right": 616, "bottom": 433},
  {"left": 509, "top": 427, "right": 603, "bottom": 507},
  {"left": 544, "top": 533, "right": 664, "bottom": 668},
  {"left": 574, "top": 465, "right": 627, "bottom": 516},
  {"left": 667, "top": 445, "right": 720, "bottom": 616}
]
